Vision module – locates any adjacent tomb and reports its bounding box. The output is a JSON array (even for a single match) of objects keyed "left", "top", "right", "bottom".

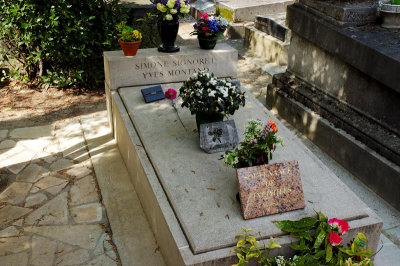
[{"left": 267, "top": 0, "right": 400, "bottom": 211}]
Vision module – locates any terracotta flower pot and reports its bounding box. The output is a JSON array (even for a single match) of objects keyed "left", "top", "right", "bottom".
[{"left": 119, "top": 39, "right": 141, "bottom": 56}]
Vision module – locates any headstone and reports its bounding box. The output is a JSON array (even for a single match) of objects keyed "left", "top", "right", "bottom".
[
  {"left": 104, "top": 44, "right": 238, "bottom": 91},
  {"left": 236, "top": 160, "right": 305, "bottom": 219},
  {"left": 200, "top": 120, "right": 239, "bottom": 154}
]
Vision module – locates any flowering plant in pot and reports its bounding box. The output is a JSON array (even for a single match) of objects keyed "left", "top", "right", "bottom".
[
  {"left": 116, "top": 22, "right": 142, "bottom": 56},
  {"left": 222, "top": 120, "right": 283, "bottom": 168},
  {"left": 191, "top": 12, "right": 230, "bottom": 49},
  {"left": 179, "top": 71, "right": 245, "bottom": 131},
  {"left": 150, "top": 0, "right": 191, "bottom": 52}
]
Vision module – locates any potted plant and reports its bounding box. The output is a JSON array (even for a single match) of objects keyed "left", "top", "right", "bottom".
[
  {"left": 150, "top": 0, "right": 191, "bottom": 52},
  {"left": 179, "top": 71, "right": 245, "bottom": 131},
  {"left": 221, "top": 119, "right": 283, "bottom": 168},
  {"left": 117, "top": 22, "right": 142, "bottom": 56},
  {"left": 191, "top": 12, "right": 230, "bottom": 49}
]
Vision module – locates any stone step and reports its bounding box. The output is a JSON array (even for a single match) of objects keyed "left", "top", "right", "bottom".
[
  {"left": 216, "top": 0, "right": 295, "bottom": 22},
  {"left": 244, "top": 23, "right": 289, "bottom": 66},
  {"left": 255, "top": 13, "right": 289, "bottom": 42}
]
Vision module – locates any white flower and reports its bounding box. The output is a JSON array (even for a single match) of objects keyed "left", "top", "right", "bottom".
[
  {"left": 195, "top": 81, "right": 201, "bottom": 86},
  {"left": 165, "top": 14, "right": 173, "bottom": 20},
  {"left": 205, "top": 73, "right": 210, "bottom": 78},
  {"left": 192, "top": 72, "right": 198, "bottom": 78},
  {"left": 167, "top": 0, "right": 175, "bottom": 9},
  {"left": 210, "top": 79, "right": 217, "bottom": 86},
  {"left": 170, "top": 8, "right": 177, "bottom": 14},
  {"left": 180, "top": 6, "right": 190, "bottom": 14},
  {"left": 209, "top": 91, "right": 216, "bottom": 97},
  {"left": 157, "top": 3, "right": 167, "bottom": 12}
]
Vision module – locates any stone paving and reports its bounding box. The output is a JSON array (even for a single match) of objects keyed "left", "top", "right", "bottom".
[{"left": 0, "top": 119, "right": 120, "bottom": 265}]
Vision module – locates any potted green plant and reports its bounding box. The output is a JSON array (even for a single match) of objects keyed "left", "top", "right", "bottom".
[
  {"left": 150, "top": 0, "right": 191, "bottom": 52},
  {"left": 221, "top": 119, "right": 283, "bottom": 168},
  {"left": 179, "top": 71, "right": 245, "bottom": 131},
  {"left": 117, "top": 22, "right": 142, "bottom": 56},
  {"left": 191, "top": 12, "right": 230, "bottom": 49}
]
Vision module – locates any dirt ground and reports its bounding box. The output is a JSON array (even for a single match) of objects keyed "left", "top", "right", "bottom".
[{"left": 0, "top": 80, "right": 106, "bottom": 129}]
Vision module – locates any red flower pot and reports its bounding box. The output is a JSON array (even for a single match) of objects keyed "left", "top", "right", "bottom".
[{"left": 118, "top": 39, "right": 141, "bottom": 56}]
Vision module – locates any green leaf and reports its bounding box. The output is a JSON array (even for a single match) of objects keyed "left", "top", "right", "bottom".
[
  {"left": 231, "top": 248, "right": 241, "bottom": 254},
  {"left": 326, "top": 244, "right": 332, "bottom": 263},
  {"left": 313, "top": 249, "right": 325, "bottom": 259},
  {"left": 237, "top": 240, "right": 246, "bottom": 247},
  {"left": 313, "top": 230, "right": 326, "bottom": 249}
]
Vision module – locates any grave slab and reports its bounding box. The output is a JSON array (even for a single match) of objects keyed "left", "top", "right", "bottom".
[
  {"left": 216, "top": 0, "right": 295, "bottom": 22},
  {"left": 112, "top": 81, "right": 382, "bottom": 265}
]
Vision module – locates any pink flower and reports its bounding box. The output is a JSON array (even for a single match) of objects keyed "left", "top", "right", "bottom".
[
  {"left": 338, "top": 219, "right": 349, "bottom": 235},
  {"left": 328, "top": 218, "right": 340, "bottom": 228},
  {"left": 329, "top": 231, "right": 343, "bottom": 246},
  {"left": 329, "top": 218, "right": 350, "bottom": 235},
  {"left": 165, "top": 88, "right": 177, "bottom": 100}
]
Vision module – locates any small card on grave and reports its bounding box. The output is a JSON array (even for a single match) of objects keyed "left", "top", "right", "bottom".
[
  {"left": 236, "top": 160, "right": 305, "bottom": 220},
  {"left": 141, "top": 85, "right": 165, "bottom": 103},
  {"left": 200, "top": 120, "right": 239, "bottom": 154}
]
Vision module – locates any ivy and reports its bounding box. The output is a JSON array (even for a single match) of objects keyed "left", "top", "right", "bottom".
[{"left": 0, "top": 0, "right": 128, "bottom": 89}]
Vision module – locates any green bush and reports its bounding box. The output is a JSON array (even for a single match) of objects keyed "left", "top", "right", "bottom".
[{"left": 0, "top": 0, "right": 127, "bottom": 89}]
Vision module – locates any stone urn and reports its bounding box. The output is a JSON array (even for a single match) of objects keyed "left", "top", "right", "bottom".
[{"left": 380, "top": 0, "right": 400, "bottom": 29}]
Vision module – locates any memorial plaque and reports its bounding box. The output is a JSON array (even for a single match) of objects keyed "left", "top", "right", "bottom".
[
  {"left": 200, "top": 120, "right": 239, "bottom": 154},
  {"left": 141, "top": 85, "right": 165, "bottom": 103},
  {"left": 236, "top": 160, "right": 305, "bottom": 220}
]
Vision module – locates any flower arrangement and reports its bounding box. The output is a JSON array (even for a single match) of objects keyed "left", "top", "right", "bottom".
[
  {"left": 116, "top": 22, "right": 142, "bottom": 42},
  {"left": 191, "top": 12, "right": 230, "bottom": 38},
  {"left": 151, "top": 0, "right": 191, "bottom": 21},
  {"left": 179, "top": 71, "right": 245, "bottom": 117},
  {"left": 222, "top": 120, "right": 283, "bottom": 168},
  {"left": 233, "top": 212, "right": 374, "bottom": 265}
]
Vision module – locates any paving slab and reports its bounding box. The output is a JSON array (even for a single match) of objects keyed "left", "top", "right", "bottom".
[
  {"left": 80, "top": 111, "right": 166, "bottom": 266},
  {"left": 113, "top": 80, "right": 382, "bottom": 264},
  {"left": 9, "top": 125, "right": 53, "bottom": 139}
]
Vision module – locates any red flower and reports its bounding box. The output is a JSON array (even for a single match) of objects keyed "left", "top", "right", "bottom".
[
  {"left": 338, "top": 219, "right": 349, "bottom": 235},
  {"left": 269, "top": 119, "right": 278, "bottom": 132},
  {"left": 165, "top": 88, "right": 177, "bottom": 100},
  {"left": 202, "top": 27, "right": 209, "bottom": 32},
  {"left": 329, "top": 218, "right": 350, "bottom": 235},
  {"left": 200, "top": 12, "right": 209, "bottom": 20},
  {"left": 329, "top": 231, "right": 342, "bottom": 246},
  {"left": 269, "top": 145, "right": 274, "bottom": 151}
]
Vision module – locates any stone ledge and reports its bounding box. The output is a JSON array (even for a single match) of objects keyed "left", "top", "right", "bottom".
[
  {"left": 269, "top": 72, "right": 400, "bottom": 166},
  {"left": 255, "top": 13, "right": 289, "bottom": 42},
  {"left": 267, "top": 77, "right": 400, "bottom": 211},
  {"left": 287, "top": 3, "right": 400, "bottom": 92}
]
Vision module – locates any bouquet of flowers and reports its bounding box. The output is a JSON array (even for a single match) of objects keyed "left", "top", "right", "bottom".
[
  {"left": 151, "top": 0, "right": 191, "bottom": 21},
  {"left": 116, "top": 22, "right": 142, "bottom": 42},
  {"left": 222, "top": 120, "right": 283, "bottom": 168},
  {"left": 179, "top": 71, "right": 245, "bottom": 116},
  {"left": 191, "top": 12, "right": 230, "bottom": 38}
]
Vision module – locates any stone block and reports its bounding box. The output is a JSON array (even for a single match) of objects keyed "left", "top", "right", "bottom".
[
  {"left": 104, "top": 44, "right": 238, "bottom": 91},
  {"left": 216, "top": 0, "right": 295, "bottom": 22},
  {"left": 244, "top": 24, "right": 289, "bottom": 66},
  {"left": 298, "top": 0, "right": 378, "bottom": 27},
  {"left": 255, "top": 13, "right": 289, "bottom": 42},
  {"left": 112, "top": 82, "right": 382, "bottom": 265},
  {"left": 287, "top": 4, "right": 400, "bottom": 94}
]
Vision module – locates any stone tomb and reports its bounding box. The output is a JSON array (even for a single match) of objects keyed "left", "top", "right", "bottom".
[{"left": 105, "top": 45, "right": 382, "bottom": 265}]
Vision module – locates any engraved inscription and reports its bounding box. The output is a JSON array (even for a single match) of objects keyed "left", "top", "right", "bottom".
[{"left": 135, "top": 57, "right": 215, "bottom": 79}]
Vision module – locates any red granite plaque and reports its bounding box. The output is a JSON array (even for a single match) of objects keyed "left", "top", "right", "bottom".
[{"left": 236, "top": 160, "right": 305, "bottom": 220}]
